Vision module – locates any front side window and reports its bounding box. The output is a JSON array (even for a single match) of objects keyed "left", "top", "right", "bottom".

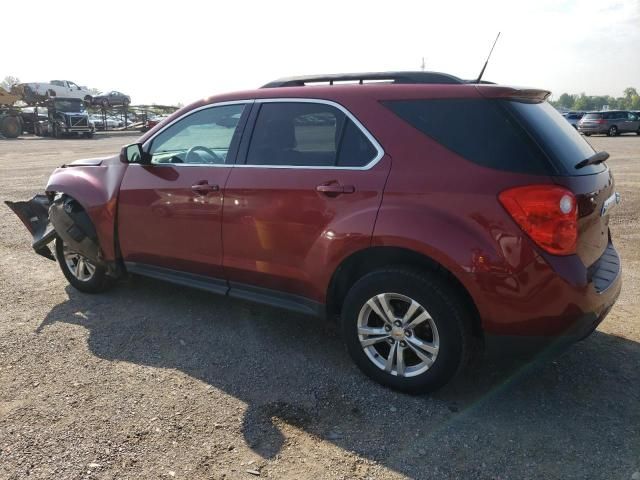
[
  {"left": 147, "top": 104, "right": 245, "bottom": 165},
  {"left": 245, "top": 102, "right": 377, "bottom": 167}
]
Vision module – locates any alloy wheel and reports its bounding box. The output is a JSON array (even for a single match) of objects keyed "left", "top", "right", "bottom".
[
  {"left": 357, "top": 292, "right": 439, "bottom": 377},
  {"left": 62, "top": 244, "right": 96, "bottom": 281}
]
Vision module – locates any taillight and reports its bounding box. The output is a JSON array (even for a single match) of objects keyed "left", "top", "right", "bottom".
[
  {"left": 498, "top": 185, "right": 577, "bottom": 255},
  {"left": 597, "top": 119, "right": 606, "bottom": 124}
]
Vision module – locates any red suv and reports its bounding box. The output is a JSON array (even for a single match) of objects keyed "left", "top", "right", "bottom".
[{"left": 7, "top": 72, "right": 622, "bottom": 393}]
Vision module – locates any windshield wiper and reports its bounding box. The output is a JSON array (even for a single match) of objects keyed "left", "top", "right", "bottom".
[{"left": 575, "top": 151, "right": 609, "bottom": 170}]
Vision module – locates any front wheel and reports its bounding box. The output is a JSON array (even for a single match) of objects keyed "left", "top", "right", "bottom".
[
  {"left": 608, "top": 126, "right": 618, "bottom": 137},
  {"left": 341, "top": 268, "right": 472, "bottom": 394},
  {"left": 55, "top": 237, "right": 112, "bottom": 293}
]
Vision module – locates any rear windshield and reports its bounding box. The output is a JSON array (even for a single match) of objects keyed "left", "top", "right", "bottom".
[
  {"left": 505, "top": 100, "right": 604, "bottom": 175},
  {"left": 383, "top": 98, "right": 604, "bottom": 176},
  {"left": 583, "top": 113, "right": 603, "bottom": 120}
]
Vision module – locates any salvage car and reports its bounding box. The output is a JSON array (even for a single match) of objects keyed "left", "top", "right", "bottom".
[
  {"left": 6, "top": 72, "right": 622, "bottom": 393},
  {"left": 91, "top": 91, "right": 131, "bottom": 108},
  {"left": 17, "top": 80, "right": 94, "bottom": 104}
]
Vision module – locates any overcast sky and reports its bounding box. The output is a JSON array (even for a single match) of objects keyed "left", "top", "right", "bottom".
[{"left": 3, "top": 0, "right": 639, "bottom": 106}]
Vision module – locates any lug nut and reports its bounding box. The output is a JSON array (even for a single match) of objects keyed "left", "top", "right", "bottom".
[
  {"left": 405, "top": 330, "right": 412, "bottom": 337},
  {"left": 394, "top": 320, "right": 402, "bottom": 327},
  {"left": 384, "top": 325, "right": 392, "bottom": 332},
  {"left": 387, "top": 338, "right": 395, "bottom": 345},
  {"left": 400, "top": 341, "right": 407, "bottom": 347}
]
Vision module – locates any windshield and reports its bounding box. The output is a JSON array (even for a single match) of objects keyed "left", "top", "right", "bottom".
[{"left": 54, "top": 99, "right": 85, "bottom": 113}]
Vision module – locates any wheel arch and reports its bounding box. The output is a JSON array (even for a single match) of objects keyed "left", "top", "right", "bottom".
[{"left": 326, "top": 246, "right": 483, "bottom": 337}]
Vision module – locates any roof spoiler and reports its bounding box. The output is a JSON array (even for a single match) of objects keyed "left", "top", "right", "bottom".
[{"left": 476, "top": 85, "right": 551, "bottom": 103}]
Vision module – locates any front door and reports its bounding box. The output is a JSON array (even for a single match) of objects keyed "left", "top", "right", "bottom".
[
  {"left": 118, "top": 102, "right": 249, "bottom": 279},
  {"left": 222, "top": 100, "right": 390, "bottom": 303}
]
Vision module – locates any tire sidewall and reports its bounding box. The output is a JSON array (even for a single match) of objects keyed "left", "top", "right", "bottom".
[
  {"left": 55, "top": 237, "right": 109, "bottom": 293},
  {"left": 341, "top": 269, "right": 467, "bottom": 393}
]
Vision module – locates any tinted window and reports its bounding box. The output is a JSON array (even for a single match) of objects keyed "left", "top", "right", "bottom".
[
  {"left": 147, "top": 104, "right": 245, "bottom": 165},
  {"left": 337, "top": 119, "right": 378, "bottom": 166},
  {"left": 505, "top": 100, "right": 603, "bottom": 175},
  {"left": 384, "top": 98, "right": 551, "bottom": 175},
  {"left": 246, "top": 102, "right": 377, "bottom": 167},
  {"left": 584, "top": 113, "right": 602, "bottom": 120}
]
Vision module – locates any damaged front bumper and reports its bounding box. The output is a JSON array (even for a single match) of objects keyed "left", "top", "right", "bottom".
[
  {"left": 5, "top": 194, "right": 103, "bottom": 266},
  {"left": 5, "top": 194, "right": 57, "bottom": 260}
]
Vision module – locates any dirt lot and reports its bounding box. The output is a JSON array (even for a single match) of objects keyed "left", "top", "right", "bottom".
[{"left": 0, "top": 133, "right": 639, "bottom": 480}]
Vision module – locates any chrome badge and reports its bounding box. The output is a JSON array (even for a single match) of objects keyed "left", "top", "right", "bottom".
[{"left": 601, "top": 192, "right": 621, "bottom": 217}]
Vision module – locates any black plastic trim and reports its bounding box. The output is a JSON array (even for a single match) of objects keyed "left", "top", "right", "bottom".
[
  {"left": 123, "top": 262, "right": 324, "bottom": 317},
  {"left": 228, "top": 281, "right": 324, "bottom": 317},
  {"left": 125, "top": 262, "right": 229, "bottom": 295},
  {"left": 587, "top": 242, "right": 621, "bottom": 293}
]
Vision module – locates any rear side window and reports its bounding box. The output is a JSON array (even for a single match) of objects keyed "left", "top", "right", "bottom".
[
  {"left": 583, "top": 113, "right": 602, "bottom": 120},
  {"left": 384, "top": 98, "right": 602, "bottom": 176},
  {"left": 383, "top": 98, "right": 550, "bottom": 175},
  {"left": 246, "top": 102, "right": 378, "bottom": 168}
]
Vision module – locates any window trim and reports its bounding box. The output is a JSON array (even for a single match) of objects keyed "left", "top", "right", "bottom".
[
  {"left": 141, "top": 98, "right": 384, "bottom": 170},
  {"left": 237, "top": 98, "right": 384, "bottom": 170},
  {"left": 141, "top": 100, "right": 252, "bottom": 168}
]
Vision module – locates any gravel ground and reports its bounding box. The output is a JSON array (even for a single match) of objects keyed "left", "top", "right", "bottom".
[{"left": 0, "top": 132, "right": 639, "bottom": 480}]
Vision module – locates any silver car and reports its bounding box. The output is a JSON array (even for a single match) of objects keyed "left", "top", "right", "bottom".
[{"left": 578, "top": 110, "right": 640, "bottom": 136}]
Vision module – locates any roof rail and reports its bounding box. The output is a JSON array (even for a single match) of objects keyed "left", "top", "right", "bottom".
[{"left": 261, "top": 71, "right": 466, "bottom": 88}]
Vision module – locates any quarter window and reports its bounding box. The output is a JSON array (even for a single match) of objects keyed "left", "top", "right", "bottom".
[
  {"left": 245, "top": 102, "right": 377, "bottom": 167},
  {"left": 147, "top": 104, "right": 246, "bottom": 165}
]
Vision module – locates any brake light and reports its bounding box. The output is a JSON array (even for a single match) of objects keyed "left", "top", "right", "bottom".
[
  {"left": 597, "top": 119, "right": 606, "bottom": 124},
  {"left": 498, "top": 185, "right": 577, "bottom": 255}
]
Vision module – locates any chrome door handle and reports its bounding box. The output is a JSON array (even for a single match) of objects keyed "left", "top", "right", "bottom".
[
  {"left": 191, "top": 182, "right": 219, "bottom": 195},
  {"left": 316, "top": 183, "right": 356, "bottom": 195}
]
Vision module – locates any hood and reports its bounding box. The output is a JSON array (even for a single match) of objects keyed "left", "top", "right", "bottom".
[{"left": 63, "top": 157, "right": 108, "bottom": 167}]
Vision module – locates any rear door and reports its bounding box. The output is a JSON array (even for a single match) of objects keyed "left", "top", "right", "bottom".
[
  {"left": 221, "top": 99, "right": 390, "bottom": 303},
  {"left": 118, "top": 102, "right": 249, "bottom": 280}
]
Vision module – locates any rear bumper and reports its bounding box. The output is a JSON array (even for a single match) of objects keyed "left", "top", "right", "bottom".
[
  {"left": 578, "top": 125, "right": 607, "bottom": 134},
  {"left": 474, "top": 240, "right": 622, "bottom": 350}
]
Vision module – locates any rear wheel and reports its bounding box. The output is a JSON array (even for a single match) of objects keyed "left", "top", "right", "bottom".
[
  {"left": 102, "top": 99, "right": 110, "bottom": 108},
  {"left": 607, "top": 125, "right": 618, "bottom": 137},
  {"left": 55, "top": 237, "right": 112, "bottom": 293},
  {"left": 341, "top": 268, "right": 472, "bottom": 394}
]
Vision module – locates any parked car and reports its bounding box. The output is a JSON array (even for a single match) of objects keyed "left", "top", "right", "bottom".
[
  {"left": 89, "top": 115, "right": 120, "bottom": 130},
  {"left": 91, "top": 91, "right": 131, "bottom": 108},
  {"left": 5, "top": 71, "right": 622, "bottom": 393},
  {"left": 578, "top": 110, "right": 640, "bottom": 136},
  {"left": 561, "top": 111, "right": 584, "bottom": 129},
  {"left": 17, "top": 80, "right": 94, "bottom": 104}
]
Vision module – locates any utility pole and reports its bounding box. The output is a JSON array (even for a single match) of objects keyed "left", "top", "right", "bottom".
[{"left": 420, "top": 57, "right": 426, "bottom": 71}]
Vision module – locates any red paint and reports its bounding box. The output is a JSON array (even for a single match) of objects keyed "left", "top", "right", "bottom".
[{"left": 42, "top": 82, "right": 620, "bottom": 339}]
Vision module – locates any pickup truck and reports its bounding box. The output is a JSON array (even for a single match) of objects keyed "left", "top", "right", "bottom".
[{"left": 17, "top": 80, "right": 94, "bottom": 105}]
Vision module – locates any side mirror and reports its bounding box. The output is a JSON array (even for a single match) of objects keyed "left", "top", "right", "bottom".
[{"left": 122, "top": 143, "right": 150, "bottom": 164}]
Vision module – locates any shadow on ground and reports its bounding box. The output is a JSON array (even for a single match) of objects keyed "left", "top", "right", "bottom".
[{"left": 38, "top": 276, "right": 640, "bottom": 478}]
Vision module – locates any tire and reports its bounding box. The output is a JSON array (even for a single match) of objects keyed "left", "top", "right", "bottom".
[
  {"left": 102, "top": 99, "right": 109, "bottom": 108},
  {"left": 55, "top": 237, "right": 113, "bottom": 293},
  {"left": 84, "top": 96, "right": 93, "bottom": 104},
  {"left": 123, "top": 98, "right": 130, "bottom": 107},
  {"left": 84, "top": 132, "right": 94, "bottom": 139},
  {"left": 341, "top": 267, "right": 472, "bottom": 394},
  {"left": 47, "top": 89, "right": 56, "bottom": 98},
  {"left": 0, "top": 115, "right": 21, "bottom": 138},
  {"left": 584, "top": 133, "right": 591, "bottom": 136},
  {"left": 607, "top": 126, "right": 618, "bottom": 137}
]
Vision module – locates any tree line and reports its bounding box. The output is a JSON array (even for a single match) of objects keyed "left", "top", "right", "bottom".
[{"left": 551, "top": 87, "right": 640, "bottom": 112}]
